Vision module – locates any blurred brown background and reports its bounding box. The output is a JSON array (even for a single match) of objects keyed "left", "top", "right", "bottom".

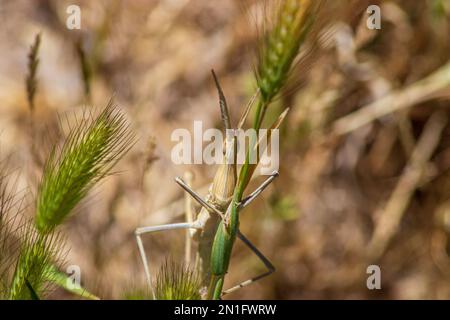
[{"left": 1, "top": 0, "right": 450, "bottom": 299}]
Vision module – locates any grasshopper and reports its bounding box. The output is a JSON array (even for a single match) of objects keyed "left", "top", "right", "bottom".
[{"left": 135, "top": 70, "right": 285, "bottom": 299}]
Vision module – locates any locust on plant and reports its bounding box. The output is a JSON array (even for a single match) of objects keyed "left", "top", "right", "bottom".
[{"left": 135, "top": 70, "right": 287, "bottom": 299}]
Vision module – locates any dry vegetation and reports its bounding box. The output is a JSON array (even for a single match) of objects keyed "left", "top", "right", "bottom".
[{"left": 1, "top": 0, "right": 450, "bottom": 299}]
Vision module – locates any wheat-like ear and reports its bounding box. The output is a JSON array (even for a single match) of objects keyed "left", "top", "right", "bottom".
[
  {"left": 25, "top": 33, "right": 41, "bottom": 112},
  {"left": 154, "top": 260, "right": 202, "bottom": 300},
  {"left": 35, "top": 99, "right": 135, "bottom": 233},
  {"left": 254, "top": 0, "right": 322, "bottom": 128}
]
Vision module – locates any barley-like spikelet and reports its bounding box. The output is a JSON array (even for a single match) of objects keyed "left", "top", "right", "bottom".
[
  {"left": 254, "top": 0, "right": 322, "bottom": 128},
  {"left": 35, "top": 99, "right": 135, "bottom": 233}
]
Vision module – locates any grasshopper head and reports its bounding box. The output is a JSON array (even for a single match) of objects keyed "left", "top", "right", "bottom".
[{"left": 209, "top": 70, "right": 240, "bottom": 210}]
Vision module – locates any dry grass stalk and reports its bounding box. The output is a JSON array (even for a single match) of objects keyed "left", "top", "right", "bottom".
[
  {"left": 333, "top": 61, "right": 450, "bottom": 135},
  {"left": 368, "top": 111, "right": 448, "bottom": 260}
]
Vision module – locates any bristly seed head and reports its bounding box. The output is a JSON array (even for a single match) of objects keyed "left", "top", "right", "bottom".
[
  {"left": 257, "top": 0, "right": 320, "bottom": 105},
  {"left": 35, "top": 99, "right": 135, "bottom": 233},
  {"left": 154, "top": 260, "right": 202, "bottom": 300}
]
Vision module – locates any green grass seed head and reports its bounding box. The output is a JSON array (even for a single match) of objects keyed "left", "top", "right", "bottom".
[
  {"left": 35, "top": 99, "right": 135, "bottom": 233},
  {"left": 255, "top": 0, "right": 321, "bottom": 128},
  {"left": 155, "top": 260, "right": 202, "bottom": 300}
]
